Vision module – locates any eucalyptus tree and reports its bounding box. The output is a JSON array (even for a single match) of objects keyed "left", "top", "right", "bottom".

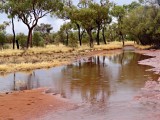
[
  {"left": 0, "top": 0, "right": 16, "bottom": 49},
  {"left": 123, "top": 1, "right": 141, "bottom": 12},
  {"left": 123, "top": 5, "right": 160, "bottom": 46},
  {"left": 59, "top": 22, "right": 73, "bottom": 46},
  {"left": 34, "top": 23, "right": 53, "bottom": 35},
  {"left": 68, "top": 7, "right": 86, "bottom": 46},
  {"left": 7, "top": 0, "right": 64, "bottom": 48},
  {"left": 34, "top": 23, "right": 53, "bottom": 44},
  {"left": 106, "top": 23, "right": 119, "bottom": 42},
  {"left": 0, "top": 21, "right": 9, "bottom": 31},
  {"left": 89, "top": 1, "right": 111, "bottom": 45},
  {"left": 0, "top": 32, "right": 6, "bottom": 48},
  {"left": 76, "top": 8, "right": 96, "bottom": 48},
  {"left": 1, "top": 0, "right": 17, "bottom": 49},
  {"left": 111, "top": 5, "right": 126, "bottom": 46},
  {"left": 0, "top": 22, "right": 9, "bottom": 48},
  {"left": 78, "top": 0, "right": 93, "bottom": 8},
  {"left": 0, "top": 0, "right": 3, "bottom": 10}
]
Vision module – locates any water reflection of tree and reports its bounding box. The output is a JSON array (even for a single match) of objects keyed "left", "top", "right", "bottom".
[
  {"left": 61, "top": 56, "right": 111, "bottom": 108},
  {"left": 119, "top": 53, "right": 157, "bottom": 85},
  {"left": 13, "top": 71, "right": 39, "bottom": 91},
  {"left": 107, "top": 51, "right": 134, "bottom": 65},
  {"left": 109, "top": 52, "right": 158, "bottom": 88},
  {"left": 61, "top": 52, "right": 159, "bottom": 107}
]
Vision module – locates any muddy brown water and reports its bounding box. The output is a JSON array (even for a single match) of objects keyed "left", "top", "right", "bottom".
[{"left": 0, "top": 48, "right": 160, "bottom": 120}]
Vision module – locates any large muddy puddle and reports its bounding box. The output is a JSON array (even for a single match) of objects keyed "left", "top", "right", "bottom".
[{"left": 0, "top": 49, "right": 160, "bottom": 120}]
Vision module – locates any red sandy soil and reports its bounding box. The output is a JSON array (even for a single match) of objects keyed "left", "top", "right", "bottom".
[{"left": 0, "top": 88, "right": 75, "bottom": 120}]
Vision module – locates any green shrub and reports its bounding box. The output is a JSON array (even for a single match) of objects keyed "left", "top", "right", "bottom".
[
  {"left": 16, "top": 33, "right": 27, "bottom": 49},
  {"left": 69, "top": 33, "right": 78, "bottom": 48},
  {"left": 0, "top": 32, "right": 6, "bottom": 49},
  {"left": 33, "top": 32, "right": 45, "bottom": 47},
  {"left": 3, "top": 44, "right": 10, "bottom": 49}
]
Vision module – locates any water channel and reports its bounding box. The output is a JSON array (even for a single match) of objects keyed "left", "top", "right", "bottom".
[{"left": 0, "top": 49, "right": 159, "bottom": 120}]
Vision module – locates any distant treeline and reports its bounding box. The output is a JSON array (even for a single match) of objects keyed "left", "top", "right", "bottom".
[{"left": 0, "top": 0, "right": 160, "bottom": 49}]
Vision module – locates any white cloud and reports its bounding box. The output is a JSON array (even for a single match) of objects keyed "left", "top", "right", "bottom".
[
  {"left": 0, "top": 0, "right": 138, "bottom": 35},
  {"left": 0, "top": 13, "right": 65, "bottom": 35},
  {"left": 110, "top": 0, "right": 138, "bottom": 5}
]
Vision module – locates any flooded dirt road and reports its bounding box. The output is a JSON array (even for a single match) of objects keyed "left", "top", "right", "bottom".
[{"left": 0, "top": 49, "right": 160, "bottom": 120}]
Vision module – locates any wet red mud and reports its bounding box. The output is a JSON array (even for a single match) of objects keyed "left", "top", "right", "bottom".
[
  {"left": 0, "top": 88, "right": 75, "bottom": 120},
  {"left": 135, "top": 49, "right": 160, "bottom": 120}
]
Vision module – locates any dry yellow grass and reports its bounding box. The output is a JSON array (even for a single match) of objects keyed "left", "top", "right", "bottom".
[
  {"left": 0, "top": 44, "right": 73, "bottom": 57},
  {"left": 0, "top": 60, "right": 69, "bottom": 74},
  {"left": 27, "top": 44, "right": 73, "bottom": 54},
  {"left": 0, "top": 41, "right": 142, "bottom": 74},
  {"left": 134, "top": 44, "right": 152, "bottom": 50},
  {"left": 0, "top": 42, "right": 135, "bottom": 57},
  {"left": 94, "top": 41, "right": 135, "bottom": 50}
]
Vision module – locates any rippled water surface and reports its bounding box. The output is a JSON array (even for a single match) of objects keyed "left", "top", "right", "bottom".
[{"left": 0, "top": 49, "right": 160, "bottom": 120}]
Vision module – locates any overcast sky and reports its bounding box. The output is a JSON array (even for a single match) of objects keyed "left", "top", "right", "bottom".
[{"left": 0, "top": 0, "right": 138, "bottom": 34}]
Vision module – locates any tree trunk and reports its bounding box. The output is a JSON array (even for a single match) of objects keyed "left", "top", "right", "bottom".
[
  {"left": 27, "top": 28, "right": 33, "bottom": 48},
  {"left": 96, "top": 24, "right": 100, "bottom": 45},
  {"left": 122, "top": 36, "right": 124, "bottom": 47},
  {"left": 120, "top": 31, "right": 124, "bottom": 47},
  {"left": 12, "top": 17, "right": 16, "bottom": 49},
  {"left": 87, "top": 30, "right": 93, "bottom": 48},
  {"left": 102, "top": 27, "right": 106, "bottom": 44},
  {"left": 66, "top": 31, "right": 69, "bottom": 46},
  {"left": 16, "top": 39, "right": 19, "bottom": 49},
  {"left": 30, "top": 31, "right": 33, "bottom": 48},
  {"left": 76, "top": 24, "right": 82, "bottom": 46}
]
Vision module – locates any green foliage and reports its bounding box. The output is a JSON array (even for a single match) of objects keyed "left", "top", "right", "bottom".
[
  {"left": 106, "top": 23, "right": 120, "bottom": 42},
  {"left": 3, "top": 44, "right": 10, "bottom": 49},
  {"left": 59, "top": 22, "right": 73, "bottom": 46},
  {"left": 0, "top": 21, "right": 9, "bottom": 32},
  {"left": 53, "top": 31, "right": 65, "bottom": 45},
  {"left": 2, "top": 0, "right": 160, "bottom": 48},
  {"left": 68, "top": 32, "right": 78, "bottom": 48},
  {"left": 0, "top": 31, "right": 6, "bottom": 47},
  {"left": 33, "top": 32, "right": 45, "bottom": 47},
  {"left": 54, "top": 34, "right": 61, "bottom": 45},
  {"left": 5, "top": 34, "right": 13, "bottom": 43},
  {"left": 4, "top": 0, "right": 64, "bottom": 48},
  {"left": 123, "top": 5, "right": 160, "bottom": 45},
  {"left": 16, "top": 33, "right": 27, "bottom": 49},
  {"left": 34, "top": 23, "right": 53, "bottom": 35},
  {"left": 111, "top": 5, "right": 125, "bottom": 20}
]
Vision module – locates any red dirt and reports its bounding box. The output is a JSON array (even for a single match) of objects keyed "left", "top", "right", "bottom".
[{"left": 0, "top": 88, "right": 75, "bottom": 120}]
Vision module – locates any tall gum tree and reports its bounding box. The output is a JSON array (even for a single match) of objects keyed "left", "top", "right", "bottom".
[
  {"left": 89, "top": 1, "right": 110, "bottom": 45},
  {"left": 76, "top": 8, "right": 96, "bottom": 48},
  {"left": 59, "top": 1, "right": 85, "bottom": 46},
  {"left": 8, "top": 0, "right": 63, "bottom": 48},
  {"left": 2, "top": 1, "right": 16, "bottom": 49},
  {"left": 68, "top": 7, "right": 85, "bottom": 46},
  {"left": 111, "top": 5, "right": 125, "bottom": 46},
  {"left": 59, "top": 22, "right": 72, "bottom": 46},
  {"left": 0, "top": 0, "right": 16, "bottom": 49}
]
